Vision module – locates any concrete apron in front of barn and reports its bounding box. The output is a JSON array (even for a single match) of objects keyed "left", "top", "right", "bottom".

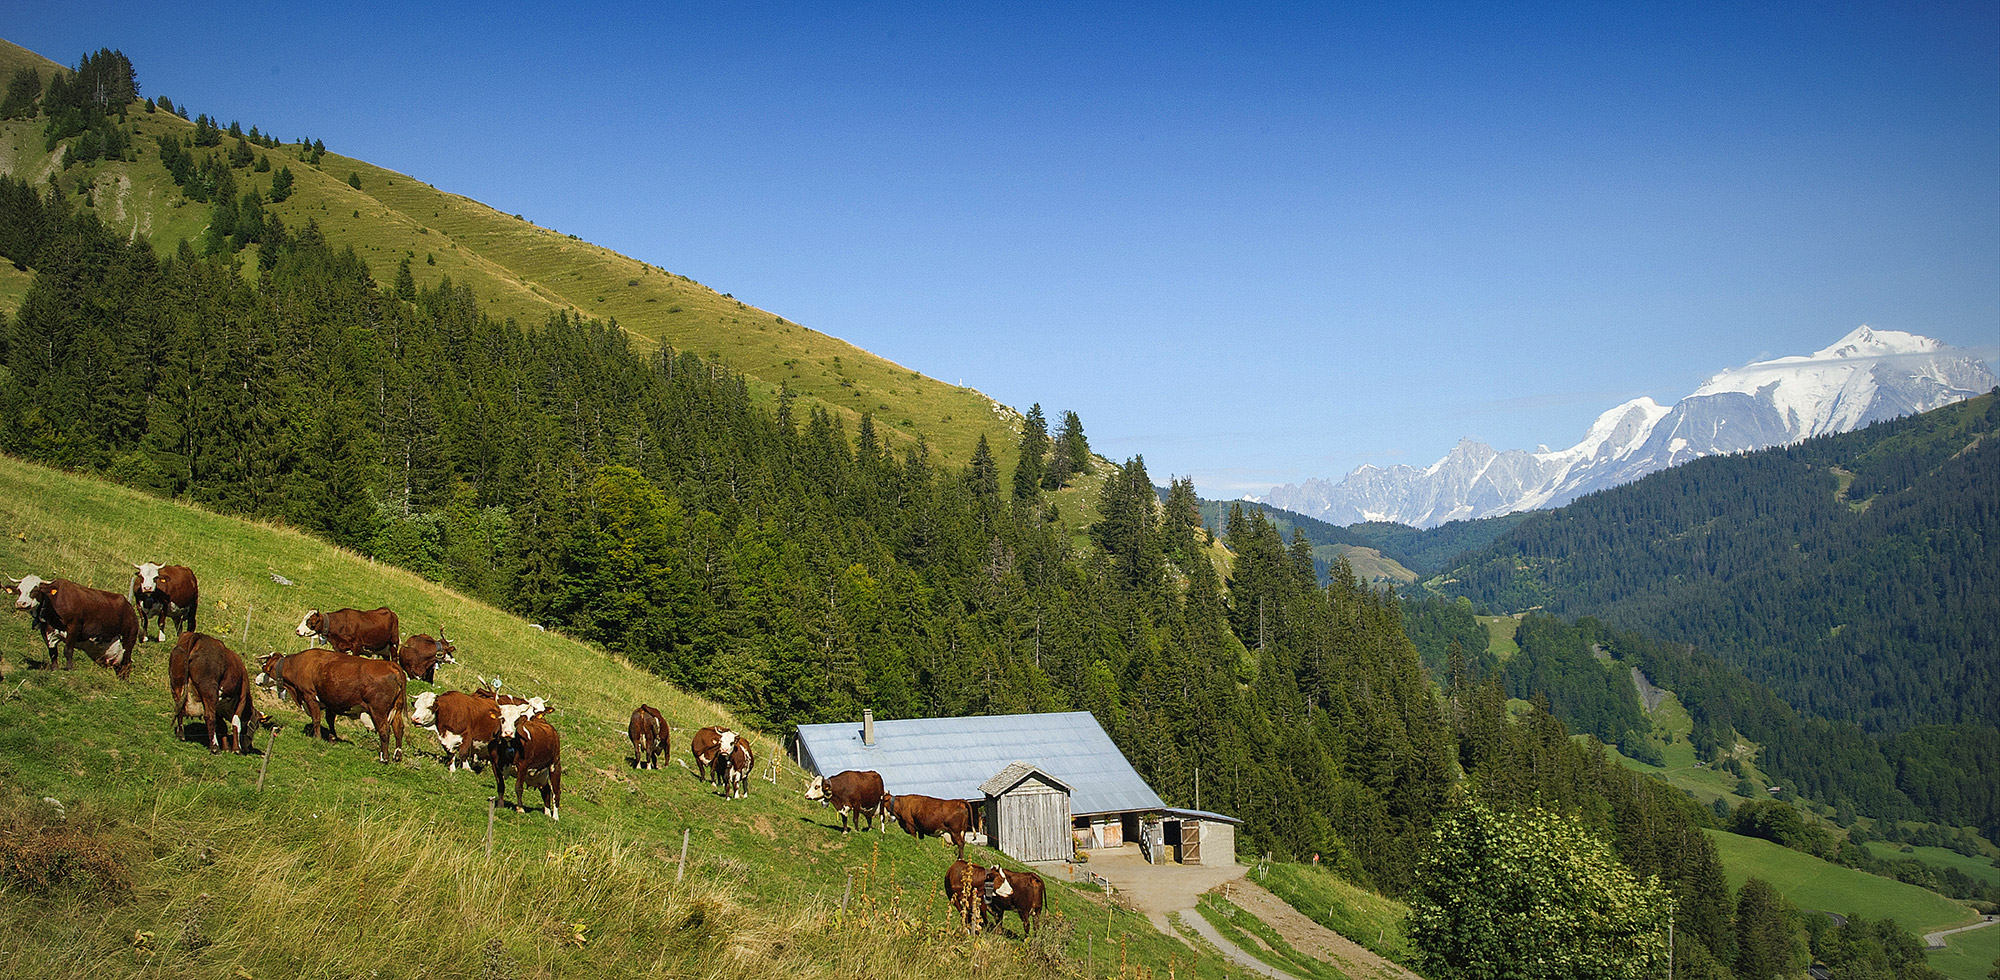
[{"left": 1049, "top": 845, "right": 1303, "bottom": 980}]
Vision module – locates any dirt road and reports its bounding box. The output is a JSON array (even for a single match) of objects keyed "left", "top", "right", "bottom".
[{"left": 1079, "top": 847, "right": 1423, "bottom": 980}]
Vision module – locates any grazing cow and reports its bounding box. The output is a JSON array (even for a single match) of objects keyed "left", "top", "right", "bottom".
[
  {"left": 392, "top": 632, "right": 456, "bottom": 683},
  {"left": 690, "top": 725, "right": 732, "bottom": 784},
  {"left": 255, "top": 649, "right": 408, "bottom": 763},
  {"left": 979, "top": 866, "right": 1046, "bottom": 936},
  {"left": 890, "top": 793, "right": 975, "bottom": 858},
  {"left": 943, "top": 859, "right": 995, "bottom": 932},
  {"left": 804, "top": 770, "right": 888, "bottom": 833},
  {"left": 711, "top": 730, "right": 753, "bottom": 799},
  {"left": 492, "top": 704, "right": 562, "bottom": 820},
  {"left": 130, "top": 563, "right": 198, "bottom": 643},
  {"left": 167, "top": 632, "right": 254, "bottom": 754},
  {"left": 628, "top": 704, "right": 666, "bottom": 770},
  {"left": 409, "top": 690, "right": 505, "bottom": 771},
  {"left": 7, "top": 576, "right": 140, "bottom": 679},
  {"left": 295, "top": 607, "right": 400, "bottom": 657},
  {"left": 473, "top": 688, "right": 548, "bottom": 717}
]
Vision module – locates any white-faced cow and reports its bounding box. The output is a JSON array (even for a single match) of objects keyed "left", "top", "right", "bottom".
[
  {"left": 7, "top": 575, "right": 140, "bottom": 679},
  {"left": 256, "top": 648, "right": 408, "bottom": 763},
  {"left": 690, "top": 725, "right": 732, "bottom": 784},
  {"left": 804, "top": 770, "right": 888, "bottom": 833},
  {"left": 978, "top": 866, "right": 1046, "bottom": 936},
  {"left": 409, "top": 690, "right": 504, "bottom": 771},
  {"left": 712, "top": 730, "right": 753, "bottom": 799},
  {"left": 130, "top": 562, "right": 198, "bottom": 643},
  {"left": 392, "top": 631, "right": 456, "bottom": 683},
  {"left": 493, "top": 703, "right": 562, "bottom": 820},
  {"left": 629, "top": 704, "right": 666, "bottom": 769},
  {"left": 295, "top": 607, "right": 400, "bottom": 657},
  {"left": 473, "top": 687, "right": 549, "bottom": 717},
  {"left": 167, "top": 632, "right": 255, "bottom": 753}
]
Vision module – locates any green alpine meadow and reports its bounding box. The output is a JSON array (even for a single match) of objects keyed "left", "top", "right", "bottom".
[{"left": 1, "top": 38, "right": 1995, "bottom": 980}]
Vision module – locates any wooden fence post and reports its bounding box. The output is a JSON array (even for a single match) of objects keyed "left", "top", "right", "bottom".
[
  {"left": 676, "top": 828, "right": 689, "bottom": 884},
  {"left": 485, "top": 798, "right": 497, "bottom": 857},
  {"left": 255, "top": 726, "right": 276, "bottom": 792}
]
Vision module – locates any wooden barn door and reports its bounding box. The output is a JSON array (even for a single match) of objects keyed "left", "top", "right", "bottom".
[{"left": 1181, "top": 819, "right": 1202, "bottom": 865}]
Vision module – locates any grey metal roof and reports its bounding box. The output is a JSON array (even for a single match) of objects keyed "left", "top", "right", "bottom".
[
  {"left": 795, "top": 711, "right": 1164, "bottom": 817},
  {"left": 1163, "top": 807, "right": 1243, "bottom": 825},
  {"left": 979, "top": 761, "right": 1073, "bottom": 797}
]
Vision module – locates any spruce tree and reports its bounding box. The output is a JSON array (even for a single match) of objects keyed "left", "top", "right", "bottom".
[{"left": 1012, "top": 403, "right": 1048, "bottom": 500}]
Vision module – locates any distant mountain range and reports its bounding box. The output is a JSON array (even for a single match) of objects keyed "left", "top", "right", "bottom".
[{"left": 1259, "top": 326, "right": 1997, "bottom": 528}]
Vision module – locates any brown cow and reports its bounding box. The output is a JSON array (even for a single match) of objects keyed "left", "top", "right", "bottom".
[
  {"left": 168, "top": 632, "right": 254, "bottom": 754},
  {"left": 392, "top": 631, "right": 456, "bottom": 683},
  {"left": 255, "top": 649, "right": 408, "bottom": 763},
  {"left": 712, "top": 730, "right": 753, "bottom": 799},
  {"left": 409, "top": 690, "right": 505, "bottom": 771},
  {"left": 804, "top": 770, "right": 888, "bottom": 833},
  {"left": 628, "top": 704, "right": 666, "bottom": 769},
  {"left": 690, "top": 725, "right": 732, "bottom": 784},
  {"left": 979, "top": 866, "right": 1046, "bottom": 936},
  {"left": 295, "top": 607, "right": 400, "bottom": 657},
  {"left": 943, "top": 859, "right": 993, "bottom": 932},
  {"left": 890, "top": 793, "right": 974, "bottom": 858},
  {"left": 8, "top": 575, "right": 139, "bottom": 679},
  {"left": 131, "top": 563, "right": 198, "bottom": 643},
  {"left": 492, "top": 705, "right": 562, "bottom": 820}
]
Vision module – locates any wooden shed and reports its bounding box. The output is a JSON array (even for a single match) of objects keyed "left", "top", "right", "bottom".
[
  {"left": 980, "top": 762, "right": 1074, "bottom": 863},
  {"left": 1163, "top": 808, "right": 1241, "bottom": 866}
]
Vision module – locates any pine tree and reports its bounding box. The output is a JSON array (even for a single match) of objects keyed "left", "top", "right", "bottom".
[
  {"left": 1012, "top": 403, "right": 1048, "bottom": 500},
  {"left": 967, "top": 434, "right": 999, "bottom": 500},
  {"left": 1043, "top": 409, "right": 1091, "bottom": 489},
  {"left": 1732, "top": 877, "right": 1799, "bottom": 980}
]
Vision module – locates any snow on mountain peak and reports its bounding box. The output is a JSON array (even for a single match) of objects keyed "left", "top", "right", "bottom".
[{"left": 1258, "top": 327, "right": 1996, "bottom": 528}]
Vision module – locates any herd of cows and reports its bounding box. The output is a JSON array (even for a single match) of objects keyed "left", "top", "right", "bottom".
[{"left": 2, "top": 562, "right": 1049, "bottom": 936}]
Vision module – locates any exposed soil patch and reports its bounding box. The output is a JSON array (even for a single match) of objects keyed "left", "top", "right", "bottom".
[{"left": 1222, "top": 879, "right": 1423, "bottom": 980}]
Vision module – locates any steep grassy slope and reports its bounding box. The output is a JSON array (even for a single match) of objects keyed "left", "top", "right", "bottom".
[
  {"left": 1705, "top": 830, "right": 1976, "bottom": 934},
  {"left": 0, "top": 37, "right": 1020, "bottom": 471},
  {"left": 0, "top": 454, "right": 1244, "bottom": 979}
]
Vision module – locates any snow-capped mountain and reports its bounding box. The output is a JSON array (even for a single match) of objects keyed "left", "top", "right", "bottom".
[{"left": 1261, "top": 326, "right": 1997, "bottom": 528}]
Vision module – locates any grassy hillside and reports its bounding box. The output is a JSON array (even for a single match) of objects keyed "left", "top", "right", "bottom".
[
  {"left": 0, "top": 453, "right": 1247, "bottom": 979},
  {"left": 1928, "top": 922, "right": 2000, "bottom": 980},
  {"left": 1705, "top": 829, "right": 1976, "bottom": 934},
  {"left": 0, "top": 37, "right": 1023, "bottom": 473}
]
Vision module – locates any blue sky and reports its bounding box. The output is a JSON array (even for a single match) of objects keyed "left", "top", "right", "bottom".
[{"left": 11, "top": 2, "right": 1998, "bottom": 497}]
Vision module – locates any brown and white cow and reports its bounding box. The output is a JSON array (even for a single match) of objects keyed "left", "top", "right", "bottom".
[
  {"left": 493, "top": 704, "right": 562, "bottom": 820},
  {"left": 804, "top": 770, "right": 888, "bottom": 833},
  {"left": 473, "top": 687, "right": 548, "bottom": 717},
  {"left": 890, "top": 793, "right": 975, "bottom": 858},
  {"left": 712, "top": 729, "right": 753, "bottom": 799},
  {"left": 295, "top": 607, "right": 400, "bottom": 657},
  {"left": 978, "top": 866, "right": 1046, "bottom": 936},
  {"left": 392, "top": 631, "right": 456, "bottom": 683},
  {"left": 690, "top": 725, "right": 732, "bottom": 784},
  {"left": 131, "top": 563, "right": 198, "bottom": 643},
  {"left": 7, "top": 575, "right": 140, "bottom": 679},
  {"left": 167, "top": 632, "right": 255, "bottom": 754},
  {"left": 628, "top": 704, "right": 666, "bottom": 770},
  {"left": 256, "top": 648, "right": 407, "bottom": 763},
  {"left": 409, "top": 690, "right": 505, "bottom": 771}
]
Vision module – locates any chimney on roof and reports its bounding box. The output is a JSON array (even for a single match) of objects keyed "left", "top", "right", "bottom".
[{"left": 863, "top": 708, "right": 875, "bottom": 746}]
